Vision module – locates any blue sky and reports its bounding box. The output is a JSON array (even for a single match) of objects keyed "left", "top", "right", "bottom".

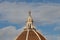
[
  {"left": 0, "top": 0, "right": 60, "bottom": 3},
  {"left": 0, "top": 0, "right": 60, "bottom": 40}
]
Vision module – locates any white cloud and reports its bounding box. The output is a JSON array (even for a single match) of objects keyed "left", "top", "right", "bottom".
[
  {"left": 0, "top": 26, "right": 24, "bottom": 40},
  {"left": 54, "top": 26, "right": 60, "bottom": 31},
  {"left": 57, "top": 36, "right": 60, "bottom": 40},
  {"left": 0, "top": 2, "right": 30, "bottom": 23},
  {"left": 0, "top": 2, "right": 60, "bottom": 25},
  {"left": 0, "top": 2, "right": 60, "bottom": 24},
  {"left": 46, "top": 35, "right": 60, "bottom": 40}
]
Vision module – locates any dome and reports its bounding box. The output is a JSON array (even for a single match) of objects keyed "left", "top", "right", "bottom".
[
  {"left": 16, "top": 11, "right": 46, "bottom": 40},
  {"left": 16, "top": 29, "right": 46, "bottom": 40}
]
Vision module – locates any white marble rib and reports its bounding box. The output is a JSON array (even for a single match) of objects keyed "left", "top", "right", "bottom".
[
  {"left": 33, "top": 30, "right": 41, "bottom": 40},
  {"left": 26, "top": 29, "right": 29, "bottom": 40}
]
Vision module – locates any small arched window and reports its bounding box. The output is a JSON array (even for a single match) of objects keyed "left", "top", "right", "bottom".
[{"left": 28, "top": 24, "right": 31, "bottom": 29}]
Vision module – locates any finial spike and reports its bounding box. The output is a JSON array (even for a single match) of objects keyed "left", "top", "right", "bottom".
[{"left": 29, "top": 11, "right": 31, "bottom": 16}]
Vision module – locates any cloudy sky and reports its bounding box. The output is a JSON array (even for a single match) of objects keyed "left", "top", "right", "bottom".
[{"left": 0, "top": 0, "right": 60, "bottom": 40}]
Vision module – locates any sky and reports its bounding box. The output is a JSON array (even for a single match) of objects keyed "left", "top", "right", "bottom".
[{"left": 0, "top": 0, "right": 60, "bottom": 40}]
